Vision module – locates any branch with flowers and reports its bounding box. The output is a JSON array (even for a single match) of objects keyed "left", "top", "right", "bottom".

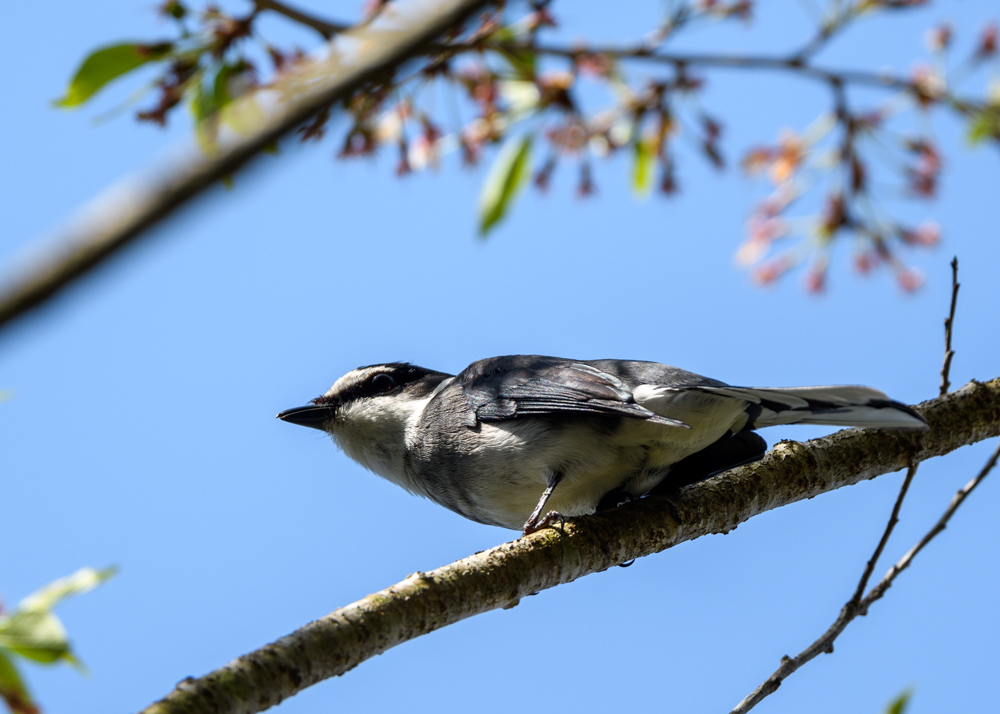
[{"left": 41, "top": 0, "right": 1000, "bottom": 299}]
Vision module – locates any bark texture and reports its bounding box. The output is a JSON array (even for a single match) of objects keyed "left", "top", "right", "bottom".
[{"left": 142, "top": 377, "right": 1000, "bottom": 714}]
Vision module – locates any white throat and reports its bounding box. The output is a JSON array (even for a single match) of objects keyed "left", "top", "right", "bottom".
[{"left": 328, "top": 378, "right": 453, "bottom": 497}]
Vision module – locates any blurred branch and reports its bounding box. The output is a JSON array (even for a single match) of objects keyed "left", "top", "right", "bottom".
[
  {"left": 0, "top": 0, "right": 496, "bottom": 335},
  {"left": 4, "top": 2, "right": 993, "bottom": 332},
  {"left": 252, "top": 0, "right": 348, "bottom": 39},
  {"left": 522, "top": 42, "right": 912, "bottom": 90},
  {"left": 142, "top": 378, "right": 1000, "bottom": 714}
]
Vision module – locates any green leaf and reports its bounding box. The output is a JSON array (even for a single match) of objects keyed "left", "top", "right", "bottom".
[
  {"left": 17, "top": 566, "right": 117, "bottom": 612},
  {"left": 0, "top": 611, "right": 70, "bottom": 664},
  {"left": 163, "top": 1, "right": 187, "bottom": 20},
  {"left": 212, "top": 62, "right": 243, "bottom": 111},
  {"left": 55, "top": 42, "right": 172, "bottom": 108},
  {"left": 967, "top": 106, "right": 999, "bottom": 145},
  {"left": 478, "top": 135, "right": 533, "bottom": 237},
  {"left": 188, "top": 73, "right": 220, "bottom": 155},
  {"left": 0, "top": 650, "right": 37, "bottom": 714},
  {"left": 0, "top": 567, "right": 116, "bottom": 665},
  {"left": 496, "top": 44, "right": 536, "bottom": 80},
  {"left": 885, "top": 687, "right": 914, "bottom": 714},
  {"left": 632, "top": 136, "right": 655, "bottom": 198},
  {"left": 188, "top": 73, "right": 216, "bottom": 123},
  {"left": 192, "top": 62, "right": 264, "bottom": 153}
]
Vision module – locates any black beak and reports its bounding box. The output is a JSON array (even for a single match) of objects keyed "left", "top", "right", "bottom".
[{"left": 277, "top": 405, "right": 335, "bottom": 431}]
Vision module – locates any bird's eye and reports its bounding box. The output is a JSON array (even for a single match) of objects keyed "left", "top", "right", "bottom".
[{"left": 370, "top": 373, "right": 395, "bottom": 393}]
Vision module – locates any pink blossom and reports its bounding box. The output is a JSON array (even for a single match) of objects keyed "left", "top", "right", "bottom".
[
  {"left": 804, "top": 266, "right": 826, "bottom": 294},
  {"left": 752, "top": 257, "right": 791, "bottom": 285},
  {"left": 897, "top": 268, "right": 925, "bottom": 293},
  {"left": 900, "top": 222, "right": 941, "bottom": 246}
]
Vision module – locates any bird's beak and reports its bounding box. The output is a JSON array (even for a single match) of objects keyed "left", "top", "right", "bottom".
[{"left": 276, "top": 405, "right": 335, "bottom": 431}]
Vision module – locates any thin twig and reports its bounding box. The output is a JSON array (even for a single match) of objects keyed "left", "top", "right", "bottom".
[
  {"left": 848, "top": 463, "right": 917, "bottom": 606},
  {"left": 791, "top": 25, "right": 835, "bottom": 61},
  {"left": 261, "top": 0, "right": 904, "bottom": 94},
  {"left": 861, "top": 439, "right": 1000, "bottom": 610},
  {"left": 253, "top": 0, "right": 348, "bottom": 39},
  {"left": 462, "top": 39, "right": 984, "bottom": 113},
  {"left": 729, "top": 465, "right": 918, "bottom": 714},
  {"left": 789, "top": 2, "right": 852, "bottom": 62},
  {"left": 731, "top": 440, "right": 1000, "bottom": 714},
  {"left": 733, "top": 259, "right": 967, "bottom": 713},
  {"left": 518, "top": 43, "right": 913, "bottom": 91},
  {"left": 940, "top": 257, "right": 960, "bottom": 396}
]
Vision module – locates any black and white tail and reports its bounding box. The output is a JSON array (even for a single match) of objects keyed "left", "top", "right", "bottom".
[{"left": 697, "top": 385, "right": 929, "bottom": 431}]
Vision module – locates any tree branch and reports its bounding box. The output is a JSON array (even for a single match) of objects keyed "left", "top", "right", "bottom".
[
  {"left": 518, "top": 42, "right": 913, "bottom": 91},
  {"left": 3, "top": 6, "right": 978, "bottom": 335},
  {"left": 862, "top": 439, "right": 1000, "bottom": 610},
  {"left": 253, "top": 0, "right": 348, "bottom": 39},
  {"left": 731, "top": 438, "right": 1000, "bottom": 714},
  {"left": 848, "top": 462, "right": 917, "bottom": 607},
  {"left": 941, "top": 257, "right": 960, "bottom": 395},
  {"left": 732, "top": 258, "right": 966, "bottom": 712},
  {"left": 141, "top": 378, "right": 1000, "bottom": 714},
  {"left": 0, "top": 0, "right": 496, "bottom": 335},
  {"left": 730, "top": 469, "right": 923, "bottom": 714}
]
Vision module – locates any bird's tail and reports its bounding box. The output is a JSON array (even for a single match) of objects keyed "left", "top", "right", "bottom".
[{"left": 696, "top": 385, "right": 929, "bottom": 431}]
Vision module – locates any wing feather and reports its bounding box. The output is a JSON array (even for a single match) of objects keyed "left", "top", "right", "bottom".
[{"left": 456, "top": 355, "right": 688, "bottom": 428}]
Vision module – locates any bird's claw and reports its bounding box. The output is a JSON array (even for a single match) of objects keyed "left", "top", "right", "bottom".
[{"left": 521, "top": 510, "right": 565, "bottom": 537}]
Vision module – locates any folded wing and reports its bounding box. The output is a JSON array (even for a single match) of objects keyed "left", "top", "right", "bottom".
[{"left": 457, "top": 355, "right": 689, "bottom": 428}]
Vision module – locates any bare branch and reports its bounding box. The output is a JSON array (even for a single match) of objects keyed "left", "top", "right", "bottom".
[
  {"left": 730, "top": 466, "right": 920, "bottom": 714},
  {"left": 733, "top": 433, "right": 996, "bottom": 714},
  {"left": 941, "top": 257, "right": 960, "bottom": 396},
  {"left": 861, "top": 438, "right": 1000, "bottom": 611},
  {"left": 849, "top": 463, "right": 917, "bottom": 607},
  {"left": 733, "top": 259, "right": 967, "bottom": 713},
  {"left": 729, "top": 436, "right": 1000, "bottom": 714},
  {"left": 791, "top": 21, "right": 838, "bottom": 63},
  {"left": 141, "top": 379, "right": 1000, "bottom": 714},
  {"left": 0, "top": 0, "right": 496, "bottom": 335}
]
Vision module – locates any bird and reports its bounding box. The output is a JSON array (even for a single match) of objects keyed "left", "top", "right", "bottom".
[{"left": 277, "top": 355, "right": 928, "bottom": 534}]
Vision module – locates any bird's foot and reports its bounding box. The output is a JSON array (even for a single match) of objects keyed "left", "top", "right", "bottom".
[{"left": 521, "top": 510, "right": 565, "bottom": 537}]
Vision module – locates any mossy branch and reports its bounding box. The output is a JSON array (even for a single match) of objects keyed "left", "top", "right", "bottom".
[{"left": 142, "top": 377, "right": 1000, "bottom": 714}]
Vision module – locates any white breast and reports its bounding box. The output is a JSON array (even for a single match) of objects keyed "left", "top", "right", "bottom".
[{"left": 331, "top": 393, "right": 438, "bottom": 498}]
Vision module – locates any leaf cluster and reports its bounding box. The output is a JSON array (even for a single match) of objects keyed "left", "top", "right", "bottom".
[
  {"left": 56, "top": 1, "right": 1000, "bottom": 290},
  {"left": 0, "top": 568, "right": 116, "bottom": 714}
]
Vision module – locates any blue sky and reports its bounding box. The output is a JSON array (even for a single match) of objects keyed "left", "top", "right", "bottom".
[{"left": 2, "top": 2, "right": 998, "bottom": 713}]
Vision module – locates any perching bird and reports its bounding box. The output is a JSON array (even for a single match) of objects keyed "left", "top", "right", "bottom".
[{"left": 278, "top": 355, "right": 927, "bottom": 533}]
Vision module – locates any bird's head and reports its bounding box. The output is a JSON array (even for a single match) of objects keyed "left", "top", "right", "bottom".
[{"left": 277, "top": 362, "right": 451, "bottom": 485}]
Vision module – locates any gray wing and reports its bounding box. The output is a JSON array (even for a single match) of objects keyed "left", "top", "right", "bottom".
[{"left": 454, "top": 355, "right": 690, "bottom": 428}]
